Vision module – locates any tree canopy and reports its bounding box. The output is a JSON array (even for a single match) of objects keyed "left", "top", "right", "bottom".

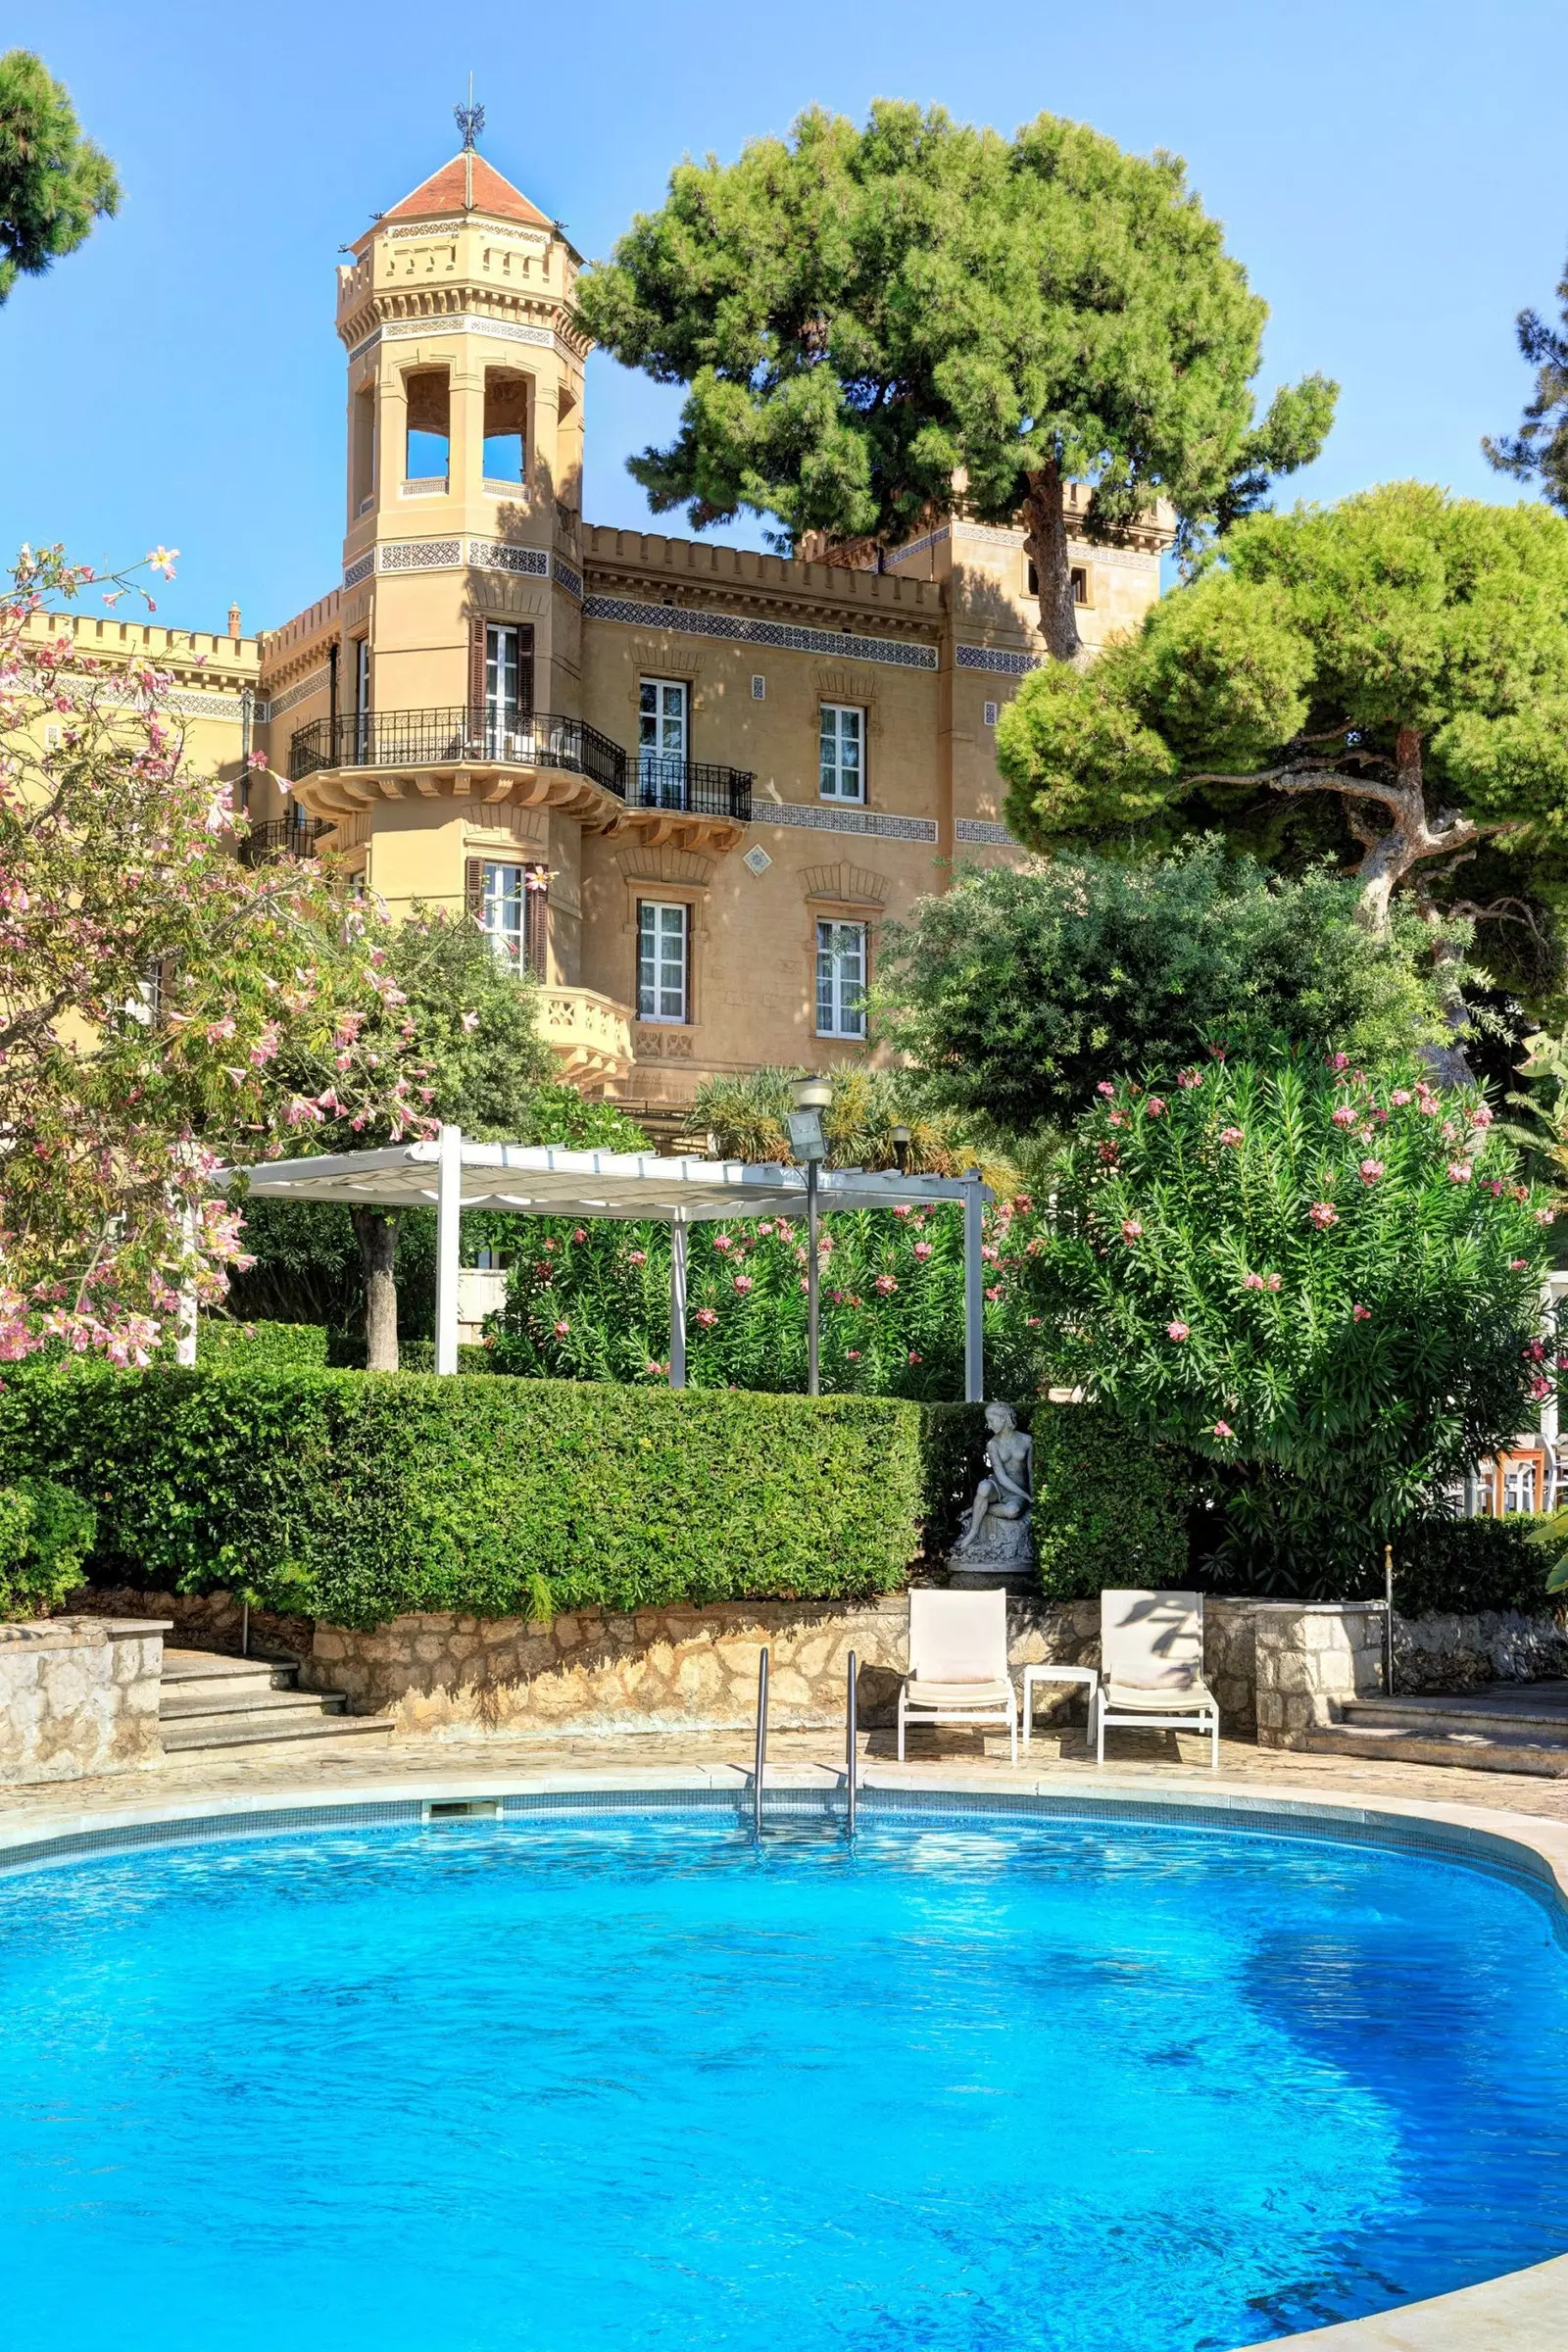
[
  {"left": 997, "top": 484, "right": 1568, "bottom": 948},
  {"left": 576, "top": 101, "right": 1335, "bottom": 658},
  {"left": 0, "top": 52, "right": 119, "bottom": 308},
  {"left": 875, "top": 843, "right": 1445, "bottom": 1139},
  {"left": 1484, "top": 252, "right": 1568, "bottom": 514}
]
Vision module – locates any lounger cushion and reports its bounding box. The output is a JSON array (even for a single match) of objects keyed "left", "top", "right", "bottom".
[
  {"left": 1102, "top": 1678, "right": 1217, "bottom": 1715},
  {"left": 904, "top": 1679, "right": 1014, "bottom": 1709}
]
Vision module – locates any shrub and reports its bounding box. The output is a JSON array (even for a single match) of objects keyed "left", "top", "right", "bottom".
[
  {"left": 922, "top": 1401, "right": 1191, "bottom": 1598},
  {"left": 1393, "top": 1515, "right": 1556, "bottom": 1617},
  {"left": 0, "top": 1476, "right": 97, "bottom": 1620},
  {"left": 197, "top": 1320, "right": 330, "bottom": 1371},
  {"left": 0, "top": 1368, "right": 925, "bottom": 1627},
  {"left": 1040, "top": 1055, "right": 1556, "bottom": 1582}
]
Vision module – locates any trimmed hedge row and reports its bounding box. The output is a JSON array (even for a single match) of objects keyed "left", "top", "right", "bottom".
[
  {"left": 197, "top": 1320, "right": 330, "bottom": 1371},
  {"left": 1389, "top": 1516, "right": 1552, "bottom": 1618},
  {"left": 0, "top": 1368, "right": 925, "bottom": 1627}
]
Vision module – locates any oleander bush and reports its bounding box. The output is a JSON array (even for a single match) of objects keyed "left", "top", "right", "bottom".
[
  {"left": 0, "top": 1476, "right": 98, "bottom": 1620},
  {"left": 0, "top": 1368, "right": 926, "bottom": 1626}
]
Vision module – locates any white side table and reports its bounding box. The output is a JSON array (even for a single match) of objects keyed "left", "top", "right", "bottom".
[{"left": 1021, "top": 1663, "right": 1100, "bottom": 1748}]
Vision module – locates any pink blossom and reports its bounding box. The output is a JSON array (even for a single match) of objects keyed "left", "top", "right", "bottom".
[
  {"left": 1026, "top": 1313, "right": 1041, "bottom": 1327},
  {"left": 874, "top": 1273, "right": 898, "bottom": 1295},
  {"left": 1097, "top": 1081, "right": 1115, "bottom": 1099},
  {"left": 553, "top": 1319, "right": 570, "bottom": 1338},
  {"left": 694, "top": 1306, "right": 717, "bottom": 1328},
  {"left": 1391, "top": 1089, "right": 1412, "bottom": 1106},
  {"left": 1176, "top": 1068, "right": 1202, "bottom": 1089},
  {"left": 985, "top": 1284, "right": 1003, "bottom": 1301},
  {"left": 912, "top": 1240, "right": 933, "bottom": 1258},
  {"left": 1418, "top": 1098, "right": 1441, "bottom": 1116},
  {"left": 981, "top": 1243, "right": 999, "bottom": 1262},
  {"left": 1446, "top": 1162, "right": 1473, "bottom": 1184},
  {"left": 627, "top": 1249, "right": 647, "bottom": 1266},
  {"left": 1308, "top": 1202, "right": 1339, "bottom": 1230},
  {"left": 1326, "top": 1052, "right": 1349, "bottom": 1071},
  {"left": 1012, "top": 1193, "right": 1034, "bottom": 1212},
  {"left": 712, "top": 1232, "right": 733, "bottom": 1252},
  {"left": 1331, "top": 1105, "right": 1357, "bottom": 1129},
  {"left": 1145, "top": 1098, "right": 1166, "bottom": 1118},
  {"left": 1469, "top": 1104, "right": 1494, "bottom": 1128},
  {"left": 1352, "top": 1303, "right": 1372, "bottom": 1322},
  {"left": 907, "top": 1350, "right": 923, "bottom": 1365},
  {"left": 1209, "top": 1420, "right": 1234, "bottom": 1439},
  {"left": 732, "top": 1273, "right": 754, "bottom": 1294},
  {"left": 571, "top": 1227, "right": 587, "bottom": 1245},
  {"left": 1531, "top": 1375, "right": 1552, "bottom": 1400},
  {"left": 1243, "top": 1272, "right": 1264, "bottom": 1291},
  {"left": 1219, "top": 1126, "right": 1244, "bottom": 1147},
  {"left": 461, "top": 1010, "right": 479, "bottom": 1033},
  {"left": 1537, "top": 1208, "right": 1556, "bottom": 1225},
  {"left": 646, "top": 1360, "right": 664, "bottom": 1378},
  {"left": 1524, "top": 1339, "right": 1546, "bottom": 1360},
  {"left": 891, "top": 1202, "right": 911, "bottom": 1218},
  {"left": 1166, "top": 1321, "right": 1190, "bottom": 1342},
  {"left": 1358, "top": 1158, "right": 1385, "bottom": 1185},
  {"left": 1121, "top": 1219, "right": 1144, "bottom": 1244}
]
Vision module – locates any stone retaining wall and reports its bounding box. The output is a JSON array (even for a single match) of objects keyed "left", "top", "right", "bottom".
[{"left": 0, "top": 1615, "right": 168, "bottom": 1786}]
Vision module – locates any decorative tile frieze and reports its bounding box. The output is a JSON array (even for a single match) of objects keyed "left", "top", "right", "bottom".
[
  {"left": 552, "top": 558, "right": 583, "bottom": 602},
  {"left": 467, "top": 541, "right": 549, "bottom": 577},
  {"left": 885, "top": 526, "right": 951, "bottom": 567},
  {"left": 343, "top": 539, "right": 582, "bottom": 591},
  {"left": 755, "top": 802, "right": 939, "bottom": 844},
  {"left": 258, "top": 666, "right": 331, "bottom": 726},
  {"left": 379, "top": 537, "right": 464, "bottom": 573},
  {"left": 956, "top": 819, "right": 1017, "bottom": 847},
  {"left": 582, "top": 595, "right": 939, "bottom": 672},
  {"left": 956, "top": 644, "right": 1042, "bottom": 677},
  {"left": 342, "top": 554, "right": 374, "bottom": 590}
]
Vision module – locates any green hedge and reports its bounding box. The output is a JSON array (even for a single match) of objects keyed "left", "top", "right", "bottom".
[
  {"left": 922, "top": 1401, "right": 1190, "bottom": 1598},
  {"left": 0, "top": 1368, "right": 924, "bottom": 1627},
  {"left": 1390, "top": 1515, "right": 1554, "bottom": 1617},
  {"left": 197, "top": 1320, "right": 330, "bottom": 1371}
]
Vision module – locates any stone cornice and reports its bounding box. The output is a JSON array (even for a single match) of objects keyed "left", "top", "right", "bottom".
[{"left": 339, "top": 290, "right": 588, "bottom": 363}]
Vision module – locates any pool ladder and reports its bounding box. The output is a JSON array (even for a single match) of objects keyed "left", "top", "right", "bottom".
[{"left": 751, "top": 1646, "right": 858, "bottom": 1838}]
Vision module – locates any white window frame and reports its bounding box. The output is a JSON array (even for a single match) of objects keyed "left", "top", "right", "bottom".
[
  {"left": 639, "top": 678, "right": 689, "bottom": 809},
  {"left": 478, "top": 860, "right": 528, "bottom": 971},
  {"left": 819, "top": 703, "right": 865, "bottom": 803},
  {"left": 816, "top": 918, "right": 867, "bottom": 1039},
  {"left": 638, "top": 900, "right": 689, "bottom": 1024}
]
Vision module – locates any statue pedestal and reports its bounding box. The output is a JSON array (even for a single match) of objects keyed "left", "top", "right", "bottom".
[{"left": 947, "top": 1514, "right": 1035, "bottom": 1593}]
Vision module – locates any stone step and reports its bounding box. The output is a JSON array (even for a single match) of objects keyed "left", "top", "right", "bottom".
[
  {"left": 160, "top": 1712, "right": 395, "bottom": 1754},
  {"left": 1303, "top": 1722, "right": 1568, "bottom": 1778},
  {"left": 1341, "top": 1695, "right": 1568, "bottom": 1741},
  {"left": 161, "top": 1650, "right": 299, "bottom": 1692},
  {"left": 160, "top": 1686, "right": 347, "bottom": 1725}
]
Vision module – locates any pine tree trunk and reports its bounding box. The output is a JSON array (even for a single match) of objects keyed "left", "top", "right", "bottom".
[
  {"left": 351, "top": 1206, "right": 401, "bottom": 1372},
  {"left": 1021, "top": 458, "right": 1082, "bottom": 662}
]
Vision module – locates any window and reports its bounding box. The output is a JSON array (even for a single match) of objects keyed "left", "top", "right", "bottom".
[
  {"left": 751, "top": 674, "right": 766, "bottom": 701},
  {"left": 816, "top": 919, "right": 867, "bottom": 1038},
  {"left": 819, "top": 704, "right": 864, "bottom": 802},
  {"left": 639, "top": 679, "right": 689, "bottom": 808},
  {"left": 638, "top": 901, "right": 689, "bottom": 1022},
  {"left": 468, "top": 858, "right": 546, "bottom": 977},
  {"left": 353, "top": 637, "right": 370, "bottom": 760},
  {"left": 352, "top": 386, "right": 375, "bottom": 514},
  {"left": 483, "top": 368, "right": 527, "bottom": 485},
  {"left": 1026, "top": 558, "right": 1038, "bottom": 597},
  {"left": 1070, "top": 564, "right": 1089, "bottom": 606},
  {"left": 405, "top": 368, "right": 450, "bottom": 482},
  {"left": 484, "top": 623, "right": 528, "bottom": 751},
  {"left": 983, "top": 701, "right": 999, "bottom": 729}
]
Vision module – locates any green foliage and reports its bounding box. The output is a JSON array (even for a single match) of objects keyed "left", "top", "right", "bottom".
[
  {"left": 0, "top": 1475, "right": 96, "bottom": 1619},
  {"left": 383, "top": 909, "right": 554, "bottom": 1137},
  {"left": 488, "top": 1196, "right": 1052, "bottom": 1402},
  {"left": 877, "top": 843, "right": 1444, "bottom": 1138},
  {"left": 694, "top": 1064, "right": 992, "bottom": 1177},
  {"left": 1395, "top": 1514, "right": 1555, "bottom": 1617},
  {"left": 196, "top": 1320, "right": 329, "bottom": 1371},
  {"left": 0, "top": 52, "right": 120, "bottom": 307},
  {"left": 0, "top": 1369, "right": 925, "bottom": 1626},
  {"left": 921, "top": 1402, "right": 1189, "bottom": 1597},
  {"left": 576, "top": 101, "right": 1333, "bottom": 612},
  {"left": 1040, "top": 1056, "right": 1555, "bottom": 1575},
  {"left": 1484, "top": 256, "right": 1568, "bottom": 516},
  {"left": 999, "top": 485, "right": 1568, "bottom": 927}
]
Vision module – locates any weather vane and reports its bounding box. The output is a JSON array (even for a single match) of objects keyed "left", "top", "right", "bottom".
[{"left": 454, "top": 73, "right": 484, "bottom": 152}]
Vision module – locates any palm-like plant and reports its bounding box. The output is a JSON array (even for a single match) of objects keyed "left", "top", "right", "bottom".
[
  {"left": 694, "top": 1065, "right": 1014, "bottom": 1187},
  {"left": 1502, "top": 1030, "right": 1568, "bottom": 1204}
]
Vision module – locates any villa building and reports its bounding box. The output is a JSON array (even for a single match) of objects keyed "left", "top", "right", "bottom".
[{"left": 34, "top": 138, "right": 1173, "bottom": 1114}]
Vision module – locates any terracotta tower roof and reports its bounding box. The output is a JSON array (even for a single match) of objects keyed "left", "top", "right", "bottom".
[{"left": 380, "top": 152, "right": 553, "bottom": 229}]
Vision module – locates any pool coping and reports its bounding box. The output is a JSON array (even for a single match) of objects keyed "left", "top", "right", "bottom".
[{"left": 2, "top": 1761, "right": 1566, "bottom": 2351}]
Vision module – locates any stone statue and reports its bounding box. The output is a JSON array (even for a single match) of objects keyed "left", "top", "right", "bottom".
[{"left": 952, "top": 1401, "right": 1034, "bottom": 1579}]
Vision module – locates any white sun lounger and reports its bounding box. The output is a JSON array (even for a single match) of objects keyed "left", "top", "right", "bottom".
[
  {"left": 898, "top": 1588, "right": 1017, "bottom": 1764},
  {"left": 1096, "top": 1589, "right": 1220, "bottom": 1770}
]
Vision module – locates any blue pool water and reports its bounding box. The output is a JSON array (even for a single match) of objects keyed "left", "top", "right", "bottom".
[{"left": 2, "top": 1808, "right": 1567, "bottom": 2352}]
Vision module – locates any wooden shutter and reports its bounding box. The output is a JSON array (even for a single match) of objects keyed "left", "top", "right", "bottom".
[
  {"left": 524, "top": 862, "right": 548, "bottom": 977},
  {"left": 467, "top": 617, "right": 486, "bottom": 714},
  {"left": 466, "top": 857, "right": 485, "bottom": 927},
  {"left": 517, "top": 621, "right": 535, "bottom": 714}
]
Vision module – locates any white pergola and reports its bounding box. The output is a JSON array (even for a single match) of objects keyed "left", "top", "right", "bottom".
[{"left": 219, "top": 1126, "right": 993, "bottom": 1396}]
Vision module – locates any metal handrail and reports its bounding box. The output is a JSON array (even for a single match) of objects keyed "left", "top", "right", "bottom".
[
  {"left": 846, "top": 1648, "right": 858, "bottom": 1837},
  {"left": 239, "top": 814, "right": 327, "bottom": 864},
  {"left": 288, "top": 706, "right": 628, "bottom": 798},
  {"left": 753, "top": 1644, "right": 769, "bottom": 1838},
  {"left": 634, "top": 752, "right": 754, "bottom": 822}
]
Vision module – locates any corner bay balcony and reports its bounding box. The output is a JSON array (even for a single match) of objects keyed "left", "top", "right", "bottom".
[{"left": 287, "top": 707, "right": 753, "bottom": 839}]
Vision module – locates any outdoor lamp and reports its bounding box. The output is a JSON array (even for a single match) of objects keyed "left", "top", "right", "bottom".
[
  {"left": 789, "top": 1074, "right": 833, "bottom": 1396},
  {"left": 891, "top": 1123, "right": 912, "bottom": 1174}
]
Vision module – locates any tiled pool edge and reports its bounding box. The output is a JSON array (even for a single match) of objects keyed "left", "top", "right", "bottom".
[{"left": 2, "top": 1764, "right": 1566, "bottom": 2352}]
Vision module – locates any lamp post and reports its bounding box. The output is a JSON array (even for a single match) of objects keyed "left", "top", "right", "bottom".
[
  {"left": 891, "top": 1123, "right": 911, "bottom": 1174},
  {"left": 788, "top": 1073, "right": 833, "bottom": 1396}
]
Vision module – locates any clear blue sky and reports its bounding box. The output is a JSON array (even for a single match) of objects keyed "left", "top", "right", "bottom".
[{"left": 3, "top": 0, "right": 1565, "bottom": 636}]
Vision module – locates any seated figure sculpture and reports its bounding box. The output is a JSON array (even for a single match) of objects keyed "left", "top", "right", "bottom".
[{"left": 952, "top": 1401, "right": 1034, "bottom": 1575}]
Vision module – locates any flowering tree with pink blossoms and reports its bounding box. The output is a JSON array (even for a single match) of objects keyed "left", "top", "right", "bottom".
[
  {"left": 1040, "top": 1054, "right": 1557, "bottom": 1581},
  {"left": 0, "top": 544, "right": 428, "bottom": 1369}
]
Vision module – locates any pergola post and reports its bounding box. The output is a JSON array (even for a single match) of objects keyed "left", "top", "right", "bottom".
[
  {"left": 963, "top": 1168, "right": 984, "bottom": 1404},
  {"left": 668, "top": 1218, "right": 688, "bottom": 1390},
  {"left": 434, "top": 1122, "right": 463, "bottom": 1375}
]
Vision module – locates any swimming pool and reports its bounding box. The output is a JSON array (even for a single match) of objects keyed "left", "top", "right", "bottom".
[{"left": 2, "top": 1798, "right": 1567, "bottom": 2352}]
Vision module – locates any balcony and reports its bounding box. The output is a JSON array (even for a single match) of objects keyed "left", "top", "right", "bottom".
[
  {"left": 239, "top": 813, "right": 329, "bottom": 865},
  {"left": 633, "top": 756, "right": 753, "bottom": 825},
  {"left": 536, "top": 984, "right": 634, "bottom": 1087},
  {"left": 290, "top": 707, "right": 628, "bottom": 798}
]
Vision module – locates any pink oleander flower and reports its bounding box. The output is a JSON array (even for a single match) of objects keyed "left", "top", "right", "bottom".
[
  {"left": 1166, "top": 1321, "right": 1190, "bottom": 1342},
  {"left": 1331, "top": 1105, "right": 1357, "bottom": 1129},
  {"left": 1470, "top": 1104, "right": 1494, "bottom": 1128},
  {"left": 1219, "top": 1126, "right": 1244, "bottom": 1147},
  {"left": 1176, "top": 1068, "right": 1202, "bottom": 1089},
  {"left": 694, "top": 1306, "right": 717, "bottom": 1328},
  {"left": 913, "top": 1240, "right": 933, "bottom": 1259},
  {"left": 553, "top": 1319, "right": 570, "bottom": 1338},
  {"left": 627, "top": 1249, "right": 647, "bottom": 1266},
  {"left": 981, "top": 1244, "right": 999, "bottom": 1262},
  {"left": 1446, "top": 1162, "right": 1473, "bottom": 1183},
  {"left": 1391, "top": 1089, "right": 1412, "bottom": 1106},
  {"left": 543, "top": 1239, "right": 556, "bottom": 1253},
  {"left": 985, "top": 1284, "right": 1003, "bottom": 1301},
  {"left": 1106, "top": 1110, "right": 1125, "bottom": 1129},
  {"left": 1532, "top": 1375, "right": 1552, "bottom": 1400},
  {"left": 1419, "top": 1098, "right": 1441, "bottom": 1116},
  {"left": 712, "top": 1232, "right": 733, "bottom": 1252},
  {"left": 1209, "top": 1420, "right": 1235, "bottom": 1439},
  {"left": 847, "top": 1348, "right": 860, "bottom": 1361},
  {"left": 1483, "top": 1178, "right": 1505, "bottom": 1197},
  {"left": 732, "top": 1273, "right": 754, "bottom": 1294},
  {"left": 1026, "top": 1313, "right": 1041, "bottom": 1327},
  {"left": 1097, "top": 1143, "right": 1119, "bottom": 1165},
  {"left": 892, "top": 1203, "right": 911, "bottom": 1218},
  {"left": 874, "top": 1273, "right": 898, "bottom": 1295},
  {"left": 907, "top": 1350, "right": 923, "bottom": 1365},
  {"left": 1097, "top": 1081, "right": 1115, "bottom": 1098},
  {"left": 1145, "top": 1097, "right": 1166, "bottom": 1118},
  {"left": 1308, "top": 1202, "right": 1338, "bottom": 1230},
  {"left": 1326, "top": 1052, "right": 1349, "bottom": 1071},
  {"left": 1524, "top": 1338, "right": 1546, "bottom": 1360},
  {"left": 756, "top": 1220, "right": 774, "bottom": 1236},
  {"left": 646, "top": 1360, "right": 663, "bottom": 1378},
  {"left": 1358, "top": 1158, "right": 1385, "bottom": 1185},
  {"left": 1012, "top": 1193, "right": 1034, "bottom": 1212},
  {"left": 571, "top": 1227, "right": 587, "bottom": 1245},
  {"left": 1243, "top": 1272, "right": 1264, "bottom": 1291},
  {"left": 1121, "top": 1219, "right": 1144, "bottom": 1244},
  {"left": 1352, "top": 1303, "right": 1372, "bottom": 1322},
  {"left": 1442, "top": 1119, "right": 1458, "bottom": 1143}
]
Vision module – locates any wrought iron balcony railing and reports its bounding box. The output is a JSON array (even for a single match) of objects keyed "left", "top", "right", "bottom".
[
  {"left": 289, "top": 707, "right": 628, "bottom": 799},
  {"left": 239, "top": 814, "right": 329, "bottom": 865},
  {"left": 633, "top": 754, "right": 754, "bottom": 823}
]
